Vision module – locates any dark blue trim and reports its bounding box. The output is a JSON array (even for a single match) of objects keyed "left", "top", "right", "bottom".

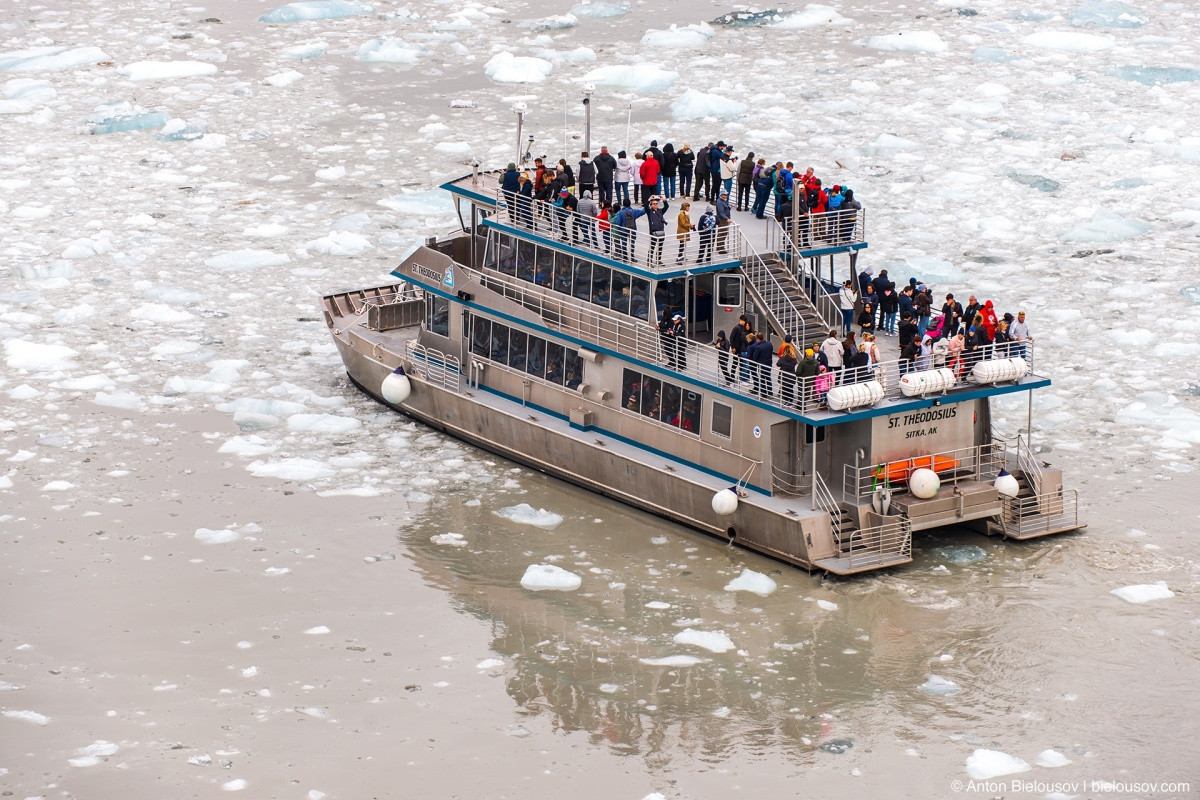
[
  {"left": 805, "top": 377, "right": 1052, "bottom": 428},
  {"left": 796, "top": 241, "right": 868, "bottom": 258},
  {"left": 482, "top": 218, "right": 739, "bottom": 280},
  {"left": 471, "top": 381, "right": 771, "bottom": 496},
  {"left": 441, "top": 180, "right": 497, "bottom": 207}
]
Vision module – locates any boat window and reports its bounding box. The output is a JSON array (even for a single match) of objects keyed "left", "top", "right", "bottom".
[
  {"left": 534, "top": 244, "right": 554, "bottom": 287},
  {"left": 620, "top": 368, "right": 700, "bottom": 436},
  {"left": 711, "top": 401, "right": 732, "bottom": 438},
  {"left": 497, "top": 234, "right": 516, "bottom": 276},
  {"left": 622, "top": 369, "right": 642, "bottom": 412},
  {"left": 641, "top": 376, "right": 662, "bottom": 421},
  {"left": 680, "top": 392, "right": 700, "bottom": 433},
  {"left": 553, "top": 250, "right": 571, "bottom": 295},
  {"left": 509, "top": 330, "right": 528, "bottom": 371},
  {"left": 631, "top": 277, "right": 650, "bottom": 320},
  {"left": 572, "top": 259, "right": 592, "bottom": 302},
  {"left": 427, "top": 294, "right": 450, "bottom": 337},
  {"left": 545, "top": 342, "right": 565, "bottom": 385},
  {"left": 471, "top": 316, "right": 490, "bottom": 357},
  {"left": 564, "top": 350, "right": 583, "bottom": 390},
  {"left": 717, "top": 275, "right": 742, "bottom": 307},
  {"left": 661, "top": 383, "right": 682, "bottom": 428},
  {"left": 611, "top": 271, "right": 631, "bottom": 315},
  {"left": 527, "top": 337, "right": 546, "bottom": 379},
  {"left": 803, "top": 424, "right": 826, "bottom": 444},
  {"left": 591, "top": 265, "right": 611, "bottom": 308},
  {"left": 490, "top": 322, "right": 509, "bottom": 363},
  {"left": 516, "top": 240, "right": 535, "bottom": 282}
]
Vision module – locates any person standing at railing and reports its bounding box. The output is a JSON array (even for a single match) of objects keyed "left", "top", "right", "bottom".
[
  {"left": 677, "top": 143, "right": 694, "bottom": 199},
  {"left": 615, "top": 151, "right": 634, "bottom": 204},
  {"left": 962, "top": 326, "right": 983, "bottom": 374},
  {"left": 657, "top": 307, "right": 675, "bottom": 367},
  {"left": 729, "top": 314, "right": 751, "bottom": 383},
  {"left": 675, "top": 201, "right": 693, "bottom": 264},
  {"left": 914, "top": 283, "right": 932, "bottom": 337},
  {"left": 715, "top": 190, "right": 732, "bottom": 254},
  {"left": 631, "top": 151, "right": 645, "bottom": 204},
  {"left": 941, "top": 293, "right": 963, "bottom": 336},
  {"left": 708, "top": 141, "right": 726, "bottom": 203},
  {"left": 597, "top": 202, "right": 614, "bottom": 254},
  {"left": 820, "top": 329, "right": 844, "bottom": 375},
  {"left": 777, "top": 336, "right": 799, "bottom": 405},
  {"left": 639, "top": 151, "right": 661, "bottom": 209},
  {"left": 693, "top": 142, "right": 711, "bottom": 201},
  {"left": 669, "top": 312, "right": 687, "bottom": 369},
  {"left": 721, "top": 147, "right": 738, "bottom": 197},
  {"left": 992, "top": 318, "right": 1013, "bottom": 358},
  {"left": 839, "top": 188, "right": 861, "bottom": 242},
  {"left": 577, "top": 152, "right": 596, "bottom": 198},
  {"left": 752, "top": 159, "right": 772, "bottom": 219},
  {"left": 661, "top": 143, "right": 678, "bottom": 198},
  {"left": 516, "top": 171, "right": 534, "bottom": 228},
  {"left": 846, "top": 342, "right": 870, "bottom": 384},
  {"left": 696, "top": 205, "right": 716, "bottom": 263},
  {"left": 1009, "top": 310, "right": 1032, "bottom": 361},
  {"left": 613, "top": 199, "right": 643, "bottom": 262},
  {"left": 576, "top": 190, "right": 600, "bottom": 249},
  {"left": 773, "top": 162, "right": 792, "bottom": 218},
  {"left": 946, "top": 330, "right": 965, "bottom": 377},
  {"left": 500, "top": 163, "right": 520, "bottom": 222},
  {"left": 839, "top": 279, "right": 858, "bottom": 335},
  {"left": 736, "top": 151, "right": 755, "bottom": 212},
  {"left": 714, "top": 330, "right": 734, "bottom": 384},
  {"left": 814, "top": 364, "right": 835, "bottom": 408},
  {"left": 797, "top": 348, "right": 818, "bottom": 408},
  {"left": 594, "top": 145, "right": 617, "bottom": 207},
  {"left": 645, "top": 196, "right": 670, "bottom": 266}
]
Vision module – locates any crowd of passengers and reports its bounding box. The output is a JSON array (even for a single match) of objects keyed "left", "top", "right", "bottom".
[
  {"left": 705, "top": 277, "right": 1034, "bottom": 410},
  {"left": 497, "top": 140, "right": 863, "bottom": 265}
]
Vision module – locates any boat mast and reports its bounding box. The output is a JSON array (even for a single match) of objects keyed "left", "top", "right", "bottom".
[
  {"left": 582, "top": 85, "right": 593, "bottom": 155},
  {"left": 513, "top": 102, "right": 527, "bottom": 167}
]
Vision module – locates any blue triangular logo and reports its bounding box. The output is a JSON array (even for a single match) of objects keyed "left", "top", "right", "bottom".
[{"left": 443, "top": 265, "right": 455, "bottom": 288}]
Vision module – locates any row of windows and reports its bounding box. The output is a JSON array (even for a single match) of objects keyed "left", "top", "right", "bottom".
[
  {"left": 471, "top": 315, "right": 583, "bottom": 390},
  {"left": 621, "top": 368, "right": 702, "bottom": 436}
]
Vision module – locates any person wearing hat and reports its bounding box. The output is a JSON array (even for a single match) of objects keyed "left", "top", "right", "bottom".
[
  {"left": 707, "top": 141, "right": 726, "bottom": 202},
  {"left": 796, "top": 347, "right": 819, "bottom": 408},
  {"left": 715, "top": 189, "right": 732, "bottom": 254},
  {"left": 500, "top": 162, "right": 521, "bottom": 221},
  {"left": 668, "top": 312, "right": 688, "bottom": 370},
  {"left": 593, "top": 145, "right": 617, "bottom": 206},
  {"left": 714, "top": 329, "right": 734, "bottom": 384},
  {"left": 696, "top": 204, "right": 717, "bottom": 263},
  {"left": 552, "top": 187, "right": 577, "bottom": 240}
]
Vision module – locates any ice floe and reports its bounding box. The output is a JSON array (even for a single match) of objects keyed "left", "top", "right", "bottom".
[
  {"left": 641, "top": 23, "right": 714, "bottom": 49},
  {"left": 1110, "top": 582, "right": 1174, "bottom": 603},
  {"left": 494, "top": 503, "right": 563, "bottom": 529},
  {"left": 520, "top": 563, "right": 582, "bottom": 591},
  {"left": 919, "top": 675, "right": 961, "bottom": 696},
  {"left": 247, "top": 458, "right": 337, "bottom": 480},
  {"left": 861, "top": 32, "right": 948, "bottom": 53},
  {"left": 638, "top": 655, "right": 707, "bottom": 667},
  {"left": 195, "top": 528, "right": 240, "bottom": 544},
  {"left": 4, "top": 339, "right": 78, "bottom": 371},
  {"left": 1022, "top": 31, "right": 1115, "bottom": 51},
  {"left": 260, "top": 1, "right": 373, "bottom": 24},
  {"left": 671, "top": 89, "right": 747, "bottom": 120},
  {"left": 118, "top": 62, "right": 219, "bottom": 81},
  {"left": 723, "top": 568, "right": 778, "bottom": 596},
  {"left": 965, "top": 749, "right": 1031, "bottom": 780},
  {"left": 1036, "top": 749, "right": 1073, "bottom": 767},
  {"left": 673, "top": 629, "right": 735, "bottom": 653},
  {"left": 484, "top": 52, "right": 553, "bottom": 84},
  {"left": 582, "top": 64, "right": 678, "bottom": 94}
]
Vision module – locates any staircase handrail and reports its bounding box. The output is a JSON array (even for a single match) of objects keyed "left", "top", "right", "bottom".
[
  {"left": 767, "top": 219, "right": 842, "bottom": 332},
  {"left": 737, "top": 229, "right": 810, "bottom": 345}
]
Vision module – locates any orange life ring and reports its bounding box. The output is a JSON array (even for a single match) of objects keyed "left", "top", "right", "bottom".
[{"left": 876, "top": 455, "right": 959, "bottom": 483}]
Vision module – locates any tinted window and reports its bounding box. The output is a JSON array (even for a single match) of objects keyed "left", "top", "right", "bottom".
[
  {"left": 717, "top": 275, "right": 742, "bottom": 307},
  {"left": 471, "top": 316, "right": 490, "bottom": 358}
]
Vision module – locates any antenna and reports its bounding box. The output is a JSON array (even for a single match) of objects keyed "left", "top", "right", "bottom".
[
  {"left": 582, "top": 84, "right": 594, "bottom": 155},
  {"left": 513, "top": 102, "right": 527, "bottom": 167}
]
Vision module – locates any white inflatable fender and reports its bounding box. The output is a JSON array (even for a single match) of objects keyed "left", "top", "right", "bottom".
[
  {"left": 711, "top": 487, "right": 739, "bottom": 516},
  {"left": 994, "top": 469, "right": 1020, "bottom": 498},
  {"left": 381, "top": 366, "right": 412, "bottom": 404},
  {"left": 908, "top": 467, "right": 941, "bottom": 499}
]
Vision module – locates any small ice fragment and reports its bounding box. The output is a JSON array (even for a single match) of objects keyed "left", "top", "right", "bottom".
[
  {"left": 297, "top": 707, "right": 326, "bottom": 717},
  {"left": 965, "top": 749, "right": 1031, "bottom": 780},
  {"left": 494, "top": 503, "right": 563, "bottom": 529},
  {"left": 69, "top": 755, "right": 101, "bottom": 767},
  {"left": 237, "top": 641, "right": 253, "bottom": 649},
  {"left": 430, "top": 532, "right": 467, "bottom": 546},
  {"left": 673, "top": 629, "right": 735, "bottom": 653},
  {"left": 861, "top": 31, "right": 948, "bottom": 52},
  {"left": 308, "top": 792, "right": 327, "bottom": 800},
  {"left": 305, "top": 626, "right": 330, "bottom": 635},
  {"left": 1036, "top": 749, "right": 1072, "bottom": 767},
  {"left": 645, "top": 601, "right": 671, "bottom": 609},
  {"left": 265, "top": 70, "right": 303, "bottom": 87},
  {"left": 1111, "top": 582, "right": 1174, "bottom": 603},
  {"left": 476, "top": 658, "right": 504, "bottom": 669},
  {"left": 520, "top": 564, "right": 582, "bottom": 591},
  {"left": 194, "top": 528, "right": 239, "bottom": 545},
  {"left": 264, "top": 567, "right": 290, "bottom": 576},
  {"left": 919, "top": 675, "right": 961, "bottom": 696},
  {"left": 816, "top": 599, "right": 838, "bottom": 611},
  {"left": 639, "top": 655, "right": 707, "bottom": 667},
  {"left": 723, "top": 568, "right": 778, "bottom": 596},
  {"left": 483, "top": 52, "right": 553, "bottom": 83},
  {"left": 222, "top": 778, "right": 247, "bottom": 791},
  {"left": 42, "top": 480, "right": 74, "bottom": 492},
  {"left": 247, "top": 458, "right": 335, "bottom": 481},
  {"left": 118, "top": 61, "right": 218, "bottom": 81},
  {"left": 260, "top": 1, "right": 373, "bottom": 24},
  {"left": 3, "top": 709, "right": 49, "bottom": 725}
]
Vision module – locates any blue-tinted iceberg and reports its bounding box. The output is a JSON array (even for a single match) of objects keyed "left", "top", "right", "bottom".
[
  {"left": 156, "top": 119, "right": 209, "bottom": 141},
  {"left": 1114, "top": 66, "right": 1200, "bottom": 84},
  {"left": 1069, "top": 0, "right": 1147, "bottom": 28},
  {"left": 570, "top": 1, "right": 629, "bottom": 18},
  {"left": 83, "top": 101, "right": 168, "bottom": 135},
  {"left": 1062, "top": 209, "right": 1150, "bottom": 242},
  {"left": 260, "top": 1, "right": 373, "bottom": 24},
  {"left": 0, "top": 46, "right": 109, "bottom": 72}
]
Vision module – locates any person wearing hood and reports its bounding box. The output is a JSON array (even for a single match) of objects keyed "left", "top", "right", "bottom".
[
  {"left": 577, "top": 152, "right": 596, "bottom": 197},
  {"left": 660, "top": 143, "right": 679, "bottom": 199},
  {"left": 575, "top": 189, "right": 600, "bottom": 249},
  {"left": 593, "top": 145, "right": 617, "bottom": 206},
  {"left": 677, "top": 143, "right": 695, "bottom": 198},
  {"left": 500, "top": 162, "right": 521, "bottom": 221},
  {"left": 776, "top": 335, "right": 799, "bottom": 405},
  {"left": 612, "top": 199, "right": 644, "bottom": 261},
  {"left": 516, "top": 170, "right": 533, "bottom": 228},
  {"left": 980, "top": 299, "right": 999, "bottom": 342},
  {"left": 797, "top": 347, "right": 819, "bottom": 407},
  {"left": 736, "top": 150, "right": 756, "bottom": 211},
  {"left": 714, "top": 329, "right": 734, "bottom": 384},
  {"left": 858, "top": 265, "right": 874, "bottom": 299},
  {"left": 720, "top": 147, "right": 738, "bottom": 197},
  {"left": 646, "top": 139, "right": 663, "bottom": 169},
  {"left": 615, "top": 151, "right": 634, "bottom": 204}
]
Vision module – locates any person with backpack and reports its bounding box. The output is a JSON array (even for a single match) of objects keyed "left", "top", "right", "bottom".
[
  {"left": 773, "top": 163, "right": 793, "bottom": 218},
  {"left": 751, "top": 159, "right": 771, "bottom": 218},
  {"left": 696, "top": 205, "right": 716, "bottom": 263},
  {"left": 693, "top": 143, "right": 711, "bottom": 201},
  {"left": 776, "top": 335, "right": 799, "bottom": 405}
]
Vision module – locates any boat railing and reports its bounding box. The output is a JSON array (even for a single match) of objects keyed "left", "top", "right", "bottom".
[
  {"left": 766, "top": 218, "right": 844, "bottom": 332},
  {"left": 494, "top": 189, "right": 743, "bottom": 272},
  {"left": 1014, "top": 432, "right": 1044, "bottom": 496},
  {"left": 737, "top": 229, "right": 814, "bottom": 345},
  {"left": 771, "top": 463, "right": 811, "bottom": 496},
  {"left": 811, "top": 469, "right": 841, "bottom": 514},
  {"left": 1000, "top": 488, "right": 1079, "bottom": 537},
  {"left": 844, "top": 518, "right": 912, "bottom": 571},
  {"left": 405, "top": 340, "right": 463, "bottom": 394},
  {"left": 767, "top": 206, "right": 867, "bottom": 252},
  {"left": 841, "top": 441, "right": 1007, "bottom": 503}
]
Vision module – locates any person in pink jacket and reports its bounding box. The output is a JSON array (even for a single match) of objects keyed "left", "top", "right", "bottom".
[{"left": 814, "top": 364, "right": 836, "bottom": 407}]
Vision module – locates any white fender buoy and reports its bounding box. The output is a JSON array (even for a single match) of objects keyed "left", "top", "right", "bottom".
[
  {"left": 994, "top": 469, "right": 1020, "bottom": 498},
  {"left": 908, "top": 467, "right": 941, "bottom": 499},
  {"left": 381, "top": 366, "right": 411, "bottom": 404},
  {"left": 712, "top": 487, "right": 739, "bottom": 516}
]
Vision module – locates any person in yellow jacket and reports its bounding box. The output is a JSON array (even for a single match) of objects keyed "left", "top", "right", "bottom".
[{"left": 675, "top": 201, "right": 694, "bottom": 264}]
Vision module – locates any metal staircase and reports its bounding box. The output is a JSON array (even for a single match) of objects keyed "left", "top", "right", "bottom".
[{"left": 738, "top": 229, "right": 840, "bottom": 347}]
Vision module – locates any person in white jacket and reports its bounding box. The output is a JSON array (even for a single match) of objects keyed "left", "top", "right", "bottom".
[
  {"left": 839, "top": 280, "right": 858, "bottom": 335},
  {"left": 630, "top": 151, "right": 645, "bottom": 204},
  {"left": 615, "top": 150, "right": 634, "bottom": 205},
  {"left": 721, "top": 150, "right": 738, "bottom": 197}
]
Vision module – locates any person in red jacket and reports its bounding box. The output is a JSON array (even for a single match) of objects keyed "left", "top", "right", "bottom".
[
  {"left": 639, "top": 151, "right": 661, "bottom": 209},
  {"left": 980, "top": 299, "right": 999, "bottom": 342}
]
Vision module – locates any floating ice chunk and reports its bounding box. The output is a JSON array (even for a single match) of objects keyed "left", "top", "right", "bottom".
[
  {"left": 476, "top": 658, "right": 504, "bottom": 669},
  {"left": 205, "top": 250, "right": 291, "bottom": 271},
  {"left": 4, "top": 339, "right": 78, "bottom": 371},
  {"left": 375, "top": 188, "right": 456, "bottom": 216},
  {"left": 283, "top": 42, "right": 328, "bottom": 60},
  {"left": 69, "top": 755, "right": 101, "bottom": 767},
  {"left": 935, "top": 545, "right": 988, "bottom": 564},
  {"left": 260, "top": 1, "right": 373, "bottom": 23},
  {"left": 671, "top": 88, "right": 747, "bottom": 120},
  {"left": 673, "top": 629, "right": 735, "bottom": 653},
  {"left": 43, "top": 480, "right": 74, "bottom": 492},
  {"left": 221, "top": 397, "right": 310, "bottom": 417},
  {"left": 770, "top": 4, "right": 853, "bottom": 29},
  {"left": 1061, "top": 208, "right": 1149, "bottom": 242},
  {"left": 222, "top": 779, "right": 247, "bottom": 791},
  {"left": 484, "top": 52, "right": 553, "bottom": 83},
  {"left": 163, "top": 377, "right": 229, "bottom": 395},
  {"left": 219, "top": 435, "right": 278, "bottom": 456},
  {"left": 0, "top": 78, "right": 56, "bottom": 113},
  {"left": 195, "top": 528, "right": 240, "bottom": 544},
  {"left": 430, "top": 532, "right": 467, "bottom": 546},
  {"left": 520, "top": 564, "right": 582, "bottom": 591},
  {"left": 248, "top": 458, "right": 336, "bottom": 480},
  {"left": 816, "top": 599, "right": 838, "bottom": 611},
  {"left": 118, "top": 61, "right": 219, "bottom": 81},
  {"left": 583, "top": 64, "right": 678, "bottom": 93},
  {"left": 965, "top": 749, "right": 1030, "bottom": 780},
  {"left": 639, "top": 655, "right": 707, "bottom": 667},
  {"left": 308, "top": 792, "right": 326, "bottom": 800},
  {"left": 305, "top": 625, "right": 330, "bottom": 634},
  {"left": 9, "top": 384, "right": 40, "bottom": 399},
  {"left": 641, "top": 22, "right": 714, "bottom": 49},
  {"left": 244, "top": 222, "right": 289, "bottom": 237},
  {"left": 947, "top": 99, "right": 1003, "bottom": 116},
  {"left": 494, "top": 503, "right": 564, "bottom": 529},
  {"left": 315, "top": 165, "right": 346, "bottom": 181},
  {"left": 305, "top": 231, "right": 372, "bottom": 256},
  {"left": 520, "top": 14, "right": 579, "bottom": 31},
  {"left": 55, "top": 374, "right": 114, "bottom": 391},
  {"left": 1036, "top": 749, "right": 1072, "bottom": 767},
  {"left": 76, "top": 740, "right": 118, "bottom": 760},
  {"left": 131, "top": 303, "right": 194, "bottom": 323},
  {"left": 433, "top": 141, "right": 470, "bottom": 154},
  {"left": 570, "top": 1, "right": 629, "bottom": 18},
  {"left": 1114, "top": 66, "right": 1200, "bottom": 84},
  {"left": 265, "top": 70, "right": 305, "bottom": 89},
  {"left": 645, "top": 601, "right": 671, "bottom": 609},
  {"left": 358, "top": 39, "right": 425, "bottom": 63},
  {"left": 93, "top": 391, "right": 146, "bottom": 411},
  {"left": 1111, "top": 582, "right": 1174, "bottom": 603},
  {"left": 287, "top": 413, "right": 362, "bottom": 433},
  {"left": 0, "top": 46, "right": 109, "bottom": 73},
  {"left": 1069, "top": 0, "right": 1147, "bottom": 28},
  {"left": 2, "top": 709, "right": 49, "bottom": 725},
  {"left": 1009, "top": 173, "right": 1060, "bottom": 192},
  {"left": 972, "top": 47, "right": 1016, "bottom": 63},
  {"left": 920, "top": 675, "right": 961, "bottom": 696},
  {"left": 156, "top": 119, "right": 208, "bottom": 141},
  {"left": 861, "top": 31, "right": 948, "bottom": 53},
  {"left": 723, "top": 568, "right": 778, "bottom": 596},
  {"left": 12, "top": 204, "right": 53, "bottom": 219},
  {"left": 1022, "top": 31, "right": 1114, "bottom": 51}
]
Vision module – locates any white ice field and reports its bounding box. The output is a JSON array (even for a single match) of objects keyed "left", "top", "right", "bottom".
[{"left": 0, "top": 0, "right": 1197, "bottom": 792}]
